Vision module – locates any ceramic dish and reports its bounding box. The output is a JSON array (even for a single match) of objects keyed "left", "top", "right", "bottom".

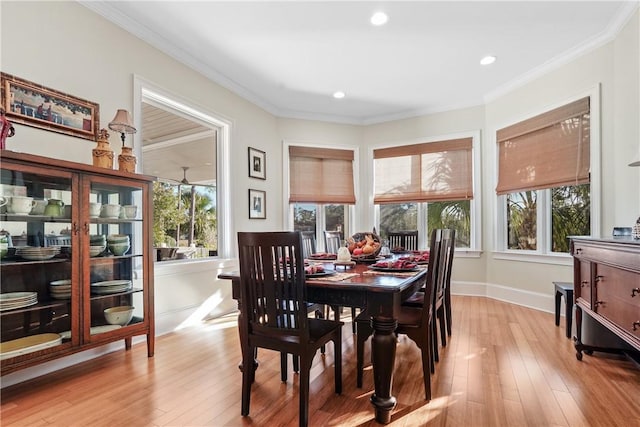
[
  {"left": 305, "top": 271, "right": 337, "bottom": 278},
  {"left": 368, "top": 265, "right": 419, "bottom": 272},
  {"left": 0, "top": 333, "right": 62, "bottom": 360}
]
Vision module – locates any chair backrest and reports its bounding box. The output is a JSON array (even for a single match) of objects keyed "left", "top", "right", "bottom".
[
  {"left": 324, "top": 231, "right": 342, "bottom": 254},
  {"left": 416, "top": 229, "right": 444, "bottom": 328},
  {"left": 433, "top": 229, "right": 455, "bottom": 306},
  {"left": 300, "top": 231, "right": 316, "bottom": 258},
  {"left": 388, "top": 230, "right": 419, "bottom": 251},
  {"left": 237, "top": 231, "right": 310, "bottom": 346}
]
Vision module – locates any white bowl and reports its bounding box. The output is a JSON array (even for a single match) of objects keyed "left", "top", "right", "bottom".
[{"left": 103, "top": 306, "right": 134, "bottom": 326}]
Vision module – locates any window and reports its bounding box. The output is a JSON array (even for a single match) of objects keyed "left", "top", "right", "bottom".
[
  {"left": 374, "top": 135, "right": 478, "bottom": 250},
  {"left": 140, "top": 98, "right": 220, "bottom": 260},
  {"left": 287, "top": 144, "right": 356, "bottom": 250},
  {"left": 497, "top": 97, "right": 592, "bottom": 255}
]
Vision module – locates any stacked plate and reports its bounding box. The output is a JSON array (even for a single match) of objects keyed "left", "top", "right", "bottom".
[
  {"left": 0, "top": 292, "right": 38, "bottom": 311},
  {"left": 90, "top": 279, "right": 132, "bottom": 295},
  {"left": 0, "top": 333, "right": 62, "bottom": 360},
  {"left": 16, "top": 246, "right": 59, "bottom": 261},
  {"left": 49, "top": 279, "right": 72, "bottom": 299}
]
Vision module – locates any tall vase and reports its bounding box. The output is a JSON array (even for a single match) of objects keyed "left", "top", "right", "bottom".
[
  {"left": 92, "top": 129, "right": 114, "bottom": 169},
  {"left": 118, "top": 146, "right": 137, "bottom": 173}
]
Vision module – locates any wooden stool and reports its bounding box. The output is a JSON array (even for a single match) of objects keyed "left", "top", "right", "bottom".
[{"left": 554, "top": 281, "right": 573, "bottom": 338}]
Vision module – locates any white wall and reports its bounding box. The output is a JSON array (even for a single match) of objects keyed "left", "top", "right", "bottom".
[{"left": 1, "top": 1, "right": 638, "bottom": 386}]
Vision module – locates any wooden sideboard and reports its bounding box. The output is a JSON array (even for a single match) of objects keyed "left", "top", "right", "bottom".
[{"left": 570, "top": 236, "right": 640, "bottom": 361}]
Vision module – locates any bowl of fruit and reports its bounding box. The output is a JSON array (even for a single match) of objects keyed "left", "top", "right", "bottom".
[{"left": 346, "top": 232, "right": 382, "bottom": 261}]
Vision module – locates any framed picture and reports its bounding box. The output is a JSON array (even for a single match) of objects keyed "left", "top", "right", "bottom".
[
  {"left": 248, "top": 147, "right": 266, "bottom": 179},
  {"left": 1, "top": 72, "right": 100, "bottom": 141},
  {"left": 249, "top": 189, "right": 266, "bottom": 219}
]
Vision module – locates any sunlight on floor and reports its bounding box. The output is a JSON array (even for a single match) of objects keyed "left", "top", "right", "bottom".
[{"left": 174, "top": 291, "right": 226, "bottom": 330}]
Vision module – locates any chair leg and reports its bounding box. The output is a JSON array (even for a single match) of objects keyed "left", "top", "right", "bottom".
[
  {"left": 351, "top": 307, "right": 357, "bottom": 334},
  {"left": 334, "top": 336, "right": 342, "bottom": 395},
  {"left": 315, "top": 308, "right": 326, "bottom": 355},
  {"left": 280, "top": 353, "right": 288, "bottom": 382},
  {"left": 445, "top": 290, "right": 452, "bottom": 337},
  {"left": 431, "top": 320, "right": 439, "bottom": 363},
  {"left": 420, "top": 342, "right": 432, "bottom": 401},
  {"left": 293, "top": 355, "right": 300, "bottom": 372},
  {"left": 299, "top": 356, "right": 312, "bottom": 427},
  {"left": 241, "top": 345, "right": 254, "bottom": 416},
  {"left": 438, "top": 307, "right": 447, "bottom": 347}
]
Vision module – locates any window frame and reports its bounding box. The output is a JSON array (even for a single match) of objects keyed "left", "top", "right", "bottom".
[
  {"left": 134, "top": 76, "right": 232, "bottom": 259},
  {"left": 371, "top": 130, "right": 482, "bottom": 257},
  {"left": 493, "top": 86, "right": 601, "bottom": 265}
]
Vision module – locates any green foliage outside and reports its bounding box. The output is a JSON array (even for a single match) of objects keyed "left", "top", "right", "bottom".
[
  {"left": 507, "top": 184, "right": 590, "bottom": 252},
  {"left": 153, "top": 181, "right": 218, "bottom": 252}
]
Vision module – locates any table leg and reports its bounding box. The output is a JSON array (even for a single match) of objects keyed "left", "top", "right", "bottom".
[{"left": 370, "top": 316, "right": 398, "bottom": 424}]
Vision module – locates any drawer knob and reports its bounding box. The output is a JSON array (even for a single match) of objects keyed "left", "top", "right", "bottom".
[
  {"left": 595, "top": 275, "right": 604, "bottom": 282},
  {"left": 633, "top": 321, "right": 640, "bottom": 331},
  {"left": 594, "top": 300, "right": 605, "bottom": 307},
  {"left": 575, "top": 248, "right": 582, "bottom": 254},
  {"left": 632, "top": 288, "right": 640, "bottom": 298},
  {"left": 581, "top": 280, "right": 589, "bottom": 287}
]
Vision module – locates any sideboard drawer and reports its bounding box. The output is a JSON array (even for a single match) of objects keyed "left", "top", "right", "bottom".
[
  {"left": 573, "top": 241, "right": 640, "bottom": 272},
  {"left": 594, "top": 264, "right": 640, "bottom": 338}
]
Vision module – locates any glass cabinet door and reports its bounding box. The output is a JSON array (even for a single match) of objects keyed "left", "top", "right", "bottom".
[
  {"left": 85, "top": 178, "right": 146, "bottom": 338},
  {"left": 0, "top": 164, "right": 77, "bottom": 358}
]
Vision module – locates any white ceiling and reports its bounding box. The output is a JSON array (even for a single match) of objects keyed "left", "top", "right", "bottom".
[{"left": 83, "top": 1, "right": 636, "bottom": 125}]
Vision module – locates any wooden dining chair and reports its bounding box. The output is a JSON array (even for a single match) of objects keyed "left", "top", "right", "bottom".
[
  {"left": 401, "top": 229, "right": 455, "bottom": 364},
  {"left": 387, "top": 230, "right": 419, "bottom": 251},
  {"left": 300, "top": 231, "right": 316, "bottom": 258},
  {"left": 355, "top": 228, "right": 443, "bottom": 401},
  {"left": 237, "top": 231, "right": 343, "bottom": 427},
  {"left": 323, "top": 230, "right": 342, "bottom": 254}
]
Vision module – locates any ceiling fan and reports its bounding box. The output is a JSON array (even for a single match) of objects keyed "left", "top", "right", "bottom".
[{"left": 180, "top": 166, "right": 190, "bottom": 184}]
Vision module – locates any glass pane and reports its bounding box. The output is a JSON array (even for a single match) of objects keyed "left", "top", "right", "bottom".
[
  {"left": 426, "top": 200, "right": 471, "bottom": 248},
  {"left": 89, "top": 181, "right": 144, "bottom": 335},
  {"left": 551, "top": 184, "right": 590, "bottom": 253},
  {"left": 324, "top": 204, "right": 345, "bottom": 241},
  {"left": 153, "top": 181, "right": 218, "bottom": 260},
  {"left": 1, "top": 168, "right": 73, "bottom": 351},
  {"left": 507, "top": 191, "right": 537, "bottom": 250},
  {"left": 379, "top": 203, "right": 417, "bottom": 239},
  {"left": 293, "top": 203, "right": 317, "bottom": 233}
]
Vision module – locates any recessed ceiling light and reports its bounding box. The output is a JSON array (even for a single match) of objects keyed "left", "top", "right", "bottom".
[
  {"left": 333, "top": 91, "right": 345, "bottom": 99},
  {"left": 480, "top": 55, "right": 496, "bottom": 65},
  {"left": 370, "top": 12, "right": 388, "bottom": 26}
]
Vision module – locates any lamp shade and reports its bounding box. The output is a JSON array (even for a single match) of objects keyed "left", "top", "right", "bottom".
[{"left": 108, "top": 109, "right": 137, "bottom": 135}]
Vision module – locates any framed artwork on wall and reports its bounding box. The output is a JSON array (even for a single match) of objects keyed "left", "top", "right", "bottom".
[
  {"left": 248, "top": 147, "right": 266, "bottom": 179},
  {"left": 0, "top": 72, "right": 100, "bottom": 141},
  {"left": 249, "top": 189, "right": 266, "bottom": 219}
]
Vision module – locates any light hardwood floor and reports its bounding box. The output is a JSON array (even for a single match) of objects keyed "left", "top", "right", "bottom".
[{"left": 1, "top": 296, "right": 639, "bottom": 426}]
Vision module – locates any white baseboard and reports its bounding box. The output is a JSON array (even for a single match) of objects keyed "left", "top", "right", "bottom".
[{"left": 452, "top": 280, "right": 556, "bottom": 314}]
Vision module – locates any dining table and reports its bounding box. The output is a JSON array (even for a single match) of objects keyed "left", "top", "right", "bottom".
[{"left": 218, "top": 257, "right": 428, "bottom": 424}]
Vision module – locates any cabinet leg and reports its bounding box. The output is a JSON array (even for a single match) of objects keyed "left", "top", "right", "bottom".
[{"left": 125, "top": 336, "right": 132, "bottom": 350}]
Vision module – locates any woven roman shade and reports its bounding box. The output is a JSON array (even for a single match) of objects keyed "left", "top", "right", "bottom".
[
  {"left": 373, "top": 138, "right": 473, "bottom": 204},
  {"left": 289, "top": 146, "right": 356, "bottom": 204},
  {"left": 496, "top": 97, "right": 590, "bottom": 195}
]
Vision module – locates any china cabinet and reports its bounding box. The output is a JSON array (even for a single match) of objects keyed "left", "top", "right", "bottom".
[
  {"left": 0, "top": 150, "right": 154, "bottom": 375},
  {"left": 570, "top": 236, "right": 640, "bottom": 361}
]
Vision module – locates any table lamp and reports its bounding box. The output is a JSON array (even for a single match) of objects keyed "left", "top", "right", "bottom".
[{"left": 108, "top": 109, "right": 137, "bottom": 173}]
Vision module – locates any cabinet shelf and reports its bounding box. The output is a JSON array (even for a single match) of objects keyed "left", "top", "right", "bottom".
[{"left": 1, "top": 149, "right": 155, "bottom": 375}]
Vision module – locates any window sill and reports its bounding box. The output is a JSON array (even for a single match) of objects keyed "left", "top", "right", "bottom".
[
  {"left": 453, "top": 249, "right": 482, "bottom": 258},
  {"left": 492, "top": 250, "right": 573, "bottom": 266}
]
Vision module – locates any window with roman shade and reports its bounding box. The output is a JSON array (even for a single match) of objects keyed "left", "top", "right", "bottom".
[
  {"left": 496, "top": 97, "right": 590, "bottom": 195},
  {"left": 289, "top": 146, "right": 356, "bottom": 204},
  {"left": 373, "top": 138, "right": 473, "bottom": 204}
]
